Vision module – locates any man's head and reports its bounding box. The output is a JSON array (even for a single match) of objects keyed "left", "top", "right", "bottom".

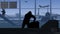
[{"left": 28, "top": 11, "right": 32, "bottom": 14}]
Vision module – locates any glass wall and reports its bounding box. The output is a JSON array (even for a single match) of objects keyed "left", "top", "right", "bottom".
[
  {"left": 0, "top": 0, "right": 20, "bottom": 28},
  {"left": 0, "top": 0, "right": 60, "bottom": 28}
]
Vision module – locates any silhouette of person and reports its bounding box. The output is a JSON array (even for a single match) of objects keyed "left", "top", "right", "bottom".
[
  {"left": 22, "top": 11, "right": 36, "bottom": 28},
  {"left": 1, "top": 8, "right": 6, "bottom": 16},
  {"left": 45, "top": 12, "right": 50, "bottom": 17}
]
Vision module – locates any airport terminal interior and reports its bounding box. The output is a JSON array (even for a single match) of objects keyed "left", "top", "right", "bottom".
[{"left": 0, "top": 0, "right": 60, "bottom": 29}]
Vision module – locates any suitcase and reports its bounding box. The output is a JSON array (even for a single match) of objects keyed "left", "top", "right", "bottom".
[{"left": 28, "top": 21, "right": 39, "bottom": 28}]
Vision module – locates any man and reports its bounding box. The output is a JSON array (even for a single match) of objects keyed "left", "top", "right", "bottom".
[
  {"left": 1, "top": 8, "right": 6, "bottom": 16},
  {"left": 22, "top": 11, "right": 36, "bottom": 28}
]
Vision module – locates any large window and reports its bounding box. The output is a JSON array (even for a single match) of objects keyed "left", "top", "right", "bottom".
[
  {"left": 0, "top": 2, "right": 17, "bottom": 8},
  {"left": 9, "top": 2, "right": 17, "bottom": 8},
  {"left": 1, "top": 2, "right": 8, "bottom": 8}
]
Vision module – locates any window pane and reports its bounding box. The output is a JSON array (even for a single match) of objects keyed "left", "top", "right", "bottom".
[
  {"left": 9, "top": 2, "right": 17, "bottom": 8},
  {"left": 1, "top": 2, "right": 8, "bottom": 8},
  {"left": 0, "top": 2, "right": 1, "bottom": 8}
]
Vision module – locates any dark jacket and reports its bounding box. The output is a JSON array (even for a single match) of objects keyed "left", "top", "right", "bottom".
[{"left": 23, "top": 12, "right": 36, "bottom": 24}]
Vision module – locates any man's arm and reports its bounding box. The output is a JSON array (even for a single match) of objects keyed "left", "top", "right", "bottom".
[{"left": 31, "top": 15, "right": 36, "bottom": 21}]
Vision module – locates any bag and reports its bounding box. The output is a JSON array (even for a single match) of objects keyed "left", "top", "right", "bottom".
[{"left": 28, "top": 21, "right": 39, "bottom": 28}]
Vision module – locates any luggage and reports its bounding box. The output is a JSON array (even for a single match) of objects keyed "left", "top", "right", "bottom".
[
  {"left": 40, "top": 20, "right": 59, "bottom": 32},
  {"left": 28, "top": 21, "right": 39, "bottom": 28}
]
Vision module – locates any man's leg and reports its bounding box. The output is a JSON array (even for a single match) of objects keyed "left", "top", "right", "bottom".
[
  {"left": 27, "top": 23, "right": 29, "bottom": 28},
  {"left": 22, "top": 23, "right": 25, "bottom": 28}
]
